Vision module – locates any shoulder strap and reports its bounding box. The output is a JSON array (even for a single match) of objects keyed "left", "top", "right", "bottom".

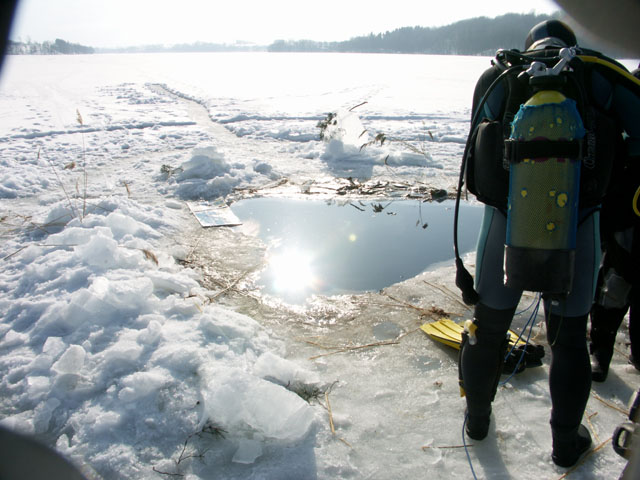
[
  {"left": 579, "top": 53, "right": 640, "bottom": 91},
  {"left": 502, "top": 69, "right": 527, "bottom": 138}
]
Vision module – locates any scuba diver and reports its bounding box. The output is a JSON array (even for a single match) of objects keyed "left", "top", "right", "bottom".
[
  {"left": 455, "top": 19, "right": 640, "bottom": 468},
  {"left": 589, "top": 65, "right": 640, "bottom": 383}
]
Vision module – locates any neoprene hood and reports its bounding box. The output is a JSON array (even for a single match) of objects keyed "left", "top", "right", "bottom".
[{"left": 525, "top": 19, "right": 577, "bottom": 51}]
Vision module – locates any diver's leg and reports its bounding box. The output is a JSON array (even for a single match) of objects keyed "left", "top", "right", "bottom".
[
  {"left": 460, "top": 302, "right": 515, "bottom": 439},
  {"left": 546, "top": 211, "right": 599, "bottom": 466},
  {"left": 460, "top": 206, "right": 521, "bottom": 440},
  {"left": 590, "top": 302, "right": 627, "bottom": 381},
  {"left": 546, "top": 311, "right": 593, "bottom": 467},
  {"left": 590, "top": 247, "right": 633, "bottom": 380}
]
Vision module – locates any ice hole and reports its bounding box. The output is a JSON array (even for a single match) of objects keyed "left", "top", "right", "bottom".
[{"left": 231, "top": 198, "right": 482, "bottom": 303}]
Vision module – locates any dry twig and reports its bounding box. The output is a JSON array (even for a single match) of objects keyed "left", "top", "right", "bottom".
[
  {"left": 585, "top": 411, "right": 601, "bottom": 444},
  {"left": 141, "top": 249, "right": 159, "bottom": 265},
  {"left": 325, "top": 391, "right": 336, "bottom": 434},
  {"left": 42, "top": 148, "right": 79, "bottom": 219},
  {"left": 591, "top": 392, "right": 629, "bottom": 416},
  {"left": 423, "top": 280, "right": 471, "bottom": 311},
  {"left": 381, "top": 292, "right": 456, "bottom": 322},
  {"left": 383, "top": 293, "right": 430, "bottom": 316},
  {"left": 421, "top": 444, "right": 471, "bottom": 450},
  {"left": 2, "top": 246, "right": 28, "bottom": 261},
  {"left": 309, "top": 340, "right": 399, "bottom": 360},
  {"left": 208, "top": 268, "right": 254, "bottom": 302},
  {"left": 321, "top": 389, "right": 352, "bottom": 448},
  {"left": 301, "top": 339, "right": 338, "bottom": 351},
  {"left": 339, "top": 437, "right": 353, "bottom": 448},
  {"left": 152, "top": 467, "right": 184, "bottom": 477}
]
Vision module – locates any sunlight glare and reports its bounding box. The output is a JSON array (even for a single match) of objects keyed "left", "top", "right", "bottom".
[{"left": 269, "top": 249, "right": 315, "bottom": 293}]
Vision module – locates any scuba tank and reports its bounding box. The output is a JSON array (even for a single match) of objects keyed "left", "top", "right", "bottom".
[{"left": 504, "top": 48, "right": 586, "bottom": 297}]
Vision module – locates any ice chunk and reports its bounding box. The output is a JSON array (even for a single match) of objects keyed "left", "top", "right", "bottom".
[
  {"left": 0, "top": 329, "right": 28, "bottom": 347},
  {"left": 253, "top": 162, "right": 272, "bottom": 175},
  {"left": 0, "top": 413, "right": 35, "bottom": 435},
  {"left": 321, "top": 108, "right": 369, "bottom": 147},
  {"left": 146, "top": 270, "right": 199, "bottom": 295},
  {"left": 56, "top": 434, "right": 71, "bottom": 454},
  {"left": 104, "top": 211, "right": 157, "bottom": 240},
  {"left": 204, "top": 368, "right": 314, "bottom": 442},
  {"left": 26, "top": 376, "right": 51, "bottom": 399},
  {"left": 52, "top": 345, "right": 86, "bottom": 375},
  {"left": 30, "top": 337, "right": 67, "bottom": 370},
  {"left": 63, "top": 288, "right": 109, "bottom": 328},
  {"left": 137, "top": 319, "right": 163, "bottom": 345},
  {"left": 198, "top": 307, "right": 259, "bottom": 344},
  {"left": 42, "top": 202, "right": 75, "bottom": 230},
  {"left": 118, "top": 369, "right": 169, "bottom": 402},
  {"left": 253, "top": 352, "right": 319, "bottom": 387},
  {"left": 89, "top": 275, "right": 154, "bottom": 312},
  {"left": 43, "top": 336, "right": 67, "bottom": 357},
  {"left": 92, "top": 410, "right": 122, "bottom": 433},
  {"left": 74, "top": 228, "right": 120, "bottom": 269},
  {"left": 232, "top": 438, "right": 263, "bottom": 464},
  {"left": 99, "top": 340, "right": 143, "bottom": 371},
  {"left": 33, "top": 398, "right": 61, "bottom": 433},
  {"left": 177, "top": 146, "right": 229, "bottom": 181}
]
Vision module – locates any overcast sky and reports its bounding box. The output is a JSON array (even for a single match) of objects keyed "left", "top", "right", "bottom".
[{"left": 10, "top": 0, "right": 560, "bottom": 48}]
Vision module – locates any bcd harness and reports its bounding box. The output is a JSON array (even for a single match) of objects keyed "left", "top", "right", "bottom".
[{"left": 454, "top": 46, "right": 640, "bottom": 305}]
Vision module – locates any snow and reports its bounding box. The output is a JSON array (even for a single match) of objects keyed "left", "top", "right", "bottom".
[{"left": 0, "top": 52, "right": 639, "bottom": 479}]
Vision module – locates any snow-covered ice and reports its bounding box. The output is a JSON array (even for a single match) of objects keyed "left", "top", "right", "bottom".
[{"left": 0, "top": 52, "right": 639, "bottom": 479}]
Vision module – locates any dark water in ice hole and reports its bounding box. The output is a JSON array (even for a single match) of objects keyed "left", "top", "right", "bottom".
[{"left": 231, "top": 198, "right": 483, "bottom": 303}]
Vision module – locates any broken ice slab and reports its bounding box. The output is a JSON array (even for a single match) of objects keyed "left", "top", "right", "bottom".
[{"left": 187, "top": 201, "right": 242, "bottom": 227}]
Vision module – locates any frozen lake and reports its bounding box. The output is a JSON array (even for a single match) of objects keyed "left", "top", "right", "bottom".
[{"left": 1, "top": 51, "right": 638, "bottom": 480}]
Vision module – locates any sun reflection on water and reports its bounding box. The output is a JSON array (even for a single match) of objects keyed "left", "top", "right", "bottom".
[{"left": 267, "top": 248, "right": 316, "bottom": 294}]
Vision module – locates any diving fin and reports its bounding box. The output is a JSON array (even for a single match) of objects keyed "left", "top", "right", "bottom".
[
  {"left": 420, "top": 318, "right": 464, "bottom": 349},
  {"left": 421, "top": 318, "right": 544, "bottom": 370}
]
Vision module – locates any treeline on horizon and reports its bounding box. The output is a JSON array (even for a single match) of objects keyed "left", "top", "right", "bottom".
[
  {"left": 8, "top": 38, "right": 94, "bottom": 55},
  {"left": 269, "top": 13, "right": 553, "bottom": 55},
  {"left": 9, "top": 12, "right": 568, "bottom": 57}
]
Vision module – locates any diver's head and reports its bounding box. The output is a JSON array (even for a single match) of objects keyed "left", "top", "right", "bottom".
[{"left": 525, "top": 19, "right": 577, "bottom": 51}]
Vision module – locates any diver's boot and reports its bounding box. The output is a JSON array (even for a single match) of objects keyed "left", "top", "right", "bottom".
[
  {"left": 551, "top": 424, "right": 592, "bottom": 468},
  {"left": 465, "top": 408, "right": 491, "bottom": 441},
  {"left": 459, "top": 303, "right": 514, "bottom": 441}
]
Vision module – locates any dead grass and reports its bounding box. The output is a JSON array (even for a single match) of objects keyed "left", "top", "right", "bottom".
[{"left": 152, "top": 421, "right": 227, "bottom": 478}]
